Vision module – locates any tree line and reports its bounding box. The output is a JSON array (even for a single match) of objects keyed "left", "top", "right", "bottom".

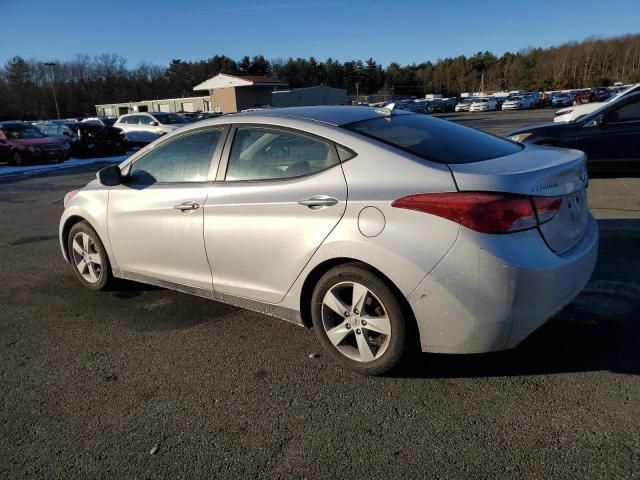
[{"left": 1, "top": 34, "right": 640, "bottom": 120}]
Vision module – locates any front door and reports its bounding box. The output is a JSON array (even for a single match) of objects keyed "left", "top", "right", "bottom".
[
  {"left": 576, "top": 93, "right": 640, "bottom": 171},
  {"left": 204, "top": 125, "right": 348, "bottom": 303},
  {"left": 108, "top": 126, "right": 225, "bottom": 290}
]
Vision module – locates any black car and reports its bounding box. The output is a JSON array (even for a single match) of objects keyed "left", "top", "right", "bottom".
[
  {"left": 40, "top": 121, "right": 128, "bottom": 157},
  {"left": 508, "top": 91, "right": 640, "bottom": 175}
]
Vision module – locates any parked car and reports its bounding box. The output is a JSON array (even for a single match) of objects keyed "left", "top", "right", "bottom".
[
  {"left": 574, "top": 90, "right": 595, "bottom": 105},
  {"left": 469, "top": 98, "right": 498, "bottom": 112},
  {"left": 113, "top": 112, "right": 190, "bottom": 146},
  {"left": 454, "top": 98, "right": 475, "bottom": 112},
  {"left": 82, "top": 117, "right": 117, "bottom": 127},
  {"left": 554, "top": 83, "right": 640, "bottom": 123},
  {"left": 441, "top": 97, "right": 457, "bottom": 112},
  {"left": 0, "top": 121, "right": 70, "bottom": 165},
  {"left": 525, "top": 92, "right": 542, "bottom": 107},
  {"left": 60, "top": 106, "right": 597, "bottom": 375},
  {"left": 509, "top": 91, "right": 640, "bottom": 175},
  {"left": 551, "top": 93, "right": 574, "bottom": 108},
  {"left": 38, "top": 120, "right": 128, "bottom": 157},
  {"left": 427, "top": 99, "right": 445, "bottom": 113},
  {"left": 502, "top": 95, "right": 533, "bottom": 110},
  {"left": 493, "top": 97, "right": 508, "bottom": 110}
]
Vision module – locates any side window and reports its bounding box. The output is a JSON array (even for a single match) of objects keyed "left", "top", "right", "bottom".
[
  {"left": 129, "top": 127, "right": 223, "bottom": 183},
  {"left": 139, "top": 115, "right": 153, "bottom": 125},
  {"left": 225, "top": 126, "right": 337, "bottom": 181},
  {"left": 609, "top": 98, "right": 640, "bottom": 122}
]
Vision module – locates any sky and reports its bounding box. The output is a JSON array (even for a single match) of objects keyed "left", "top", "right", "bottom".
[{"left": 2, "top": 0, "right": 640, "bottom": 68}]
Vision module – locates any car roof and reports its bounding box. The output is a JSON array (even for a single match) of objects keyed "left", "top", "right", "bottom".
[
  {"left": 0, "top": 121, "right": 32, "bottom": 128},
  {"left": 230, "top": 106, "right": 403, "bottom": 127}
]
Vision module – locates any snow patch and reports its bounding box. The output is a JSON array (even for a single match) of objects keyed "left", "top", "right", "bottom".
[{"left": 0, "top": 155, "right": 129, "bottom": 177}]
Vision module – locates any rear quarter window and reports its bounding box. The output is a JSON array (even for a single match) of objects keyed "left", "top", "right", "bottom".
[{"left": 343, "top": 113, "right": 522, "bottom": 164}]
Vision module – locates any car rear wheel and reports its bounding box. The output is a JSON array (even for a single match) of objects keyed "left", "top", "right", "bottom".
[
  {"left": 67, "top": 221, "right": 112, "bottom": 290},
  {"left": 311, "top": 264, "right": 408, "bottom": 376}
]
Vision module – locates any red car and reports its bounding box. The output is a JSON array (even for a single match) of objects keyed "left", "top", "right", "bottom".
[{"left": 0, "top": 121, "right": 70, "bottom": 166}]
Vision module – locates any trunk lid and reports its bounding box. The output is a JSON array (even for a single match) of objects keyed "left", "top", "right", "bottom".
[{"left": 449, "top": 145, "right": 590, "bottom": 252}]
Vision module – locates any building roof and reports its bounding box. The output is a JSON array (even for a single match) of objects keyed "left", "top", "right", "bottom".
[
  {"left": 193, "top": 73, "right": 288, "bottom": 91},
  {"left": 272, "top": 85, "right": 347, "bottom": 95}
]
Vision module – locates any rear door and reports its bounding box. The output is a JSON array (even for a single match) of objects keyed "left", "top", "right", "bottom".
[{"left": 203, "top": 124, "right": 347, "bottom": 303}]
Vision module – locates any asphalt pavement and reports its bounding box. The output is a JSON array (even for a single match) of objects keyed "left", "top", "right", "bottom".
[{"left": 1, "top": 109, "right": 639, "bottom": 479}]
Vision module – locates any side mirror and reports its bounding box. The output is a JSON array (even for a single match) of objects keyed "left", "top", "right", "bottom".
[
  {"left": 150, "top": 121, "right": 159, "bottom": 126},
  {"left": 584, "top": 115, "right": 603, "bottom": 128},
  {"left": 97, "top": 165, "right": 123, "bottom": 186}
]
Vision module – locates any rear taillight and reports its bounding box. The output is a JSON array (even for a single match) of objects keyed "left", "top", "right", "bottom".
[
  {"left": 532, "top": 196, "right": 562, "bottom": 224},
  {"left": 392, "top": 192, "right": 562, "bottom": 234}
]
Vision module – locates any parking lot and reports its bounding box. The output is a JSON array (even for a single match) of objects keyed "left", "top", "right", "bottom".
[{"left": 1, "top": 109, "right": 639, "bottom": 479}]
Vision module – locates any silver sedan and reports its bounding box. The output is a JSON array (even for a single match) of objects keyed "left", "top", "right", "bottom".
[{"left": 60, "top": 106, "right": 598, "bottom": 375}]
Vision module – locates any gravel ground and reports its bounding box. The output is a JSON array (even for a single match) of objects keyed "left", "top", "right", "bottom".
[{"left": 1, "top": 109, "right": 639, "bottom": 479}]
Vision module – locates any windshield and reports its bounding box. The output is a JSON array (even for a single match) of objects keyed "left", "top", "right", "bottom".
[
  {"left": 343, "top": 113, "right": 522, "bottom": 164},
  {"left": 474, "top": 99, "right": 488, "bottom": 103},
  {"left": 154, "top": 114, "right": 189, "bottom": 125},
  {"left": 606, "top": 84, "right": 639, "bottom": 103},
  {"left": 508, "top": 96, "right": 523, "bottom": 101},
  {"left": 3, "top": 126, "right": 46, "bottom": 139}
]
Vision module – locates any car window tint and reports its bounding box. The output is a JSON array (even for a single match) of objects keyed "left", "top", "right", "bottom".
[
  {"left": 343, "top": 113, "right": 522, "bottom": 164},
  {"left": 129, "top": 128, "right": 222, "bottom": 183},
  {"left": 139, "top": 116, "right": 152, "bottom": 125},
  {"left": 226, "top": 127, "right": 336, "bottom": 181},
  {"left": 611, "top": 98, "right": 640, "bottom": 122}
]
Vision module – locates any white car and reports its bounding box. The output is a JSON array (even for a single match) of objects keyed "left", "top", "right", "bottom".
[
  {"left": 554, "top": 83, "right": 640, "bottom": 123},
  {"left": 502, "top": 96, "right": 533, "bottom": 110},
  {"left": 469, "top": 98, "right": 498, "bottom": 112},
  {"left": 454, "top": 99, "right": 475, "bottom": 112},
  {"left": 59, "top": 106, "right": 597, "bottom": 375},
  {"left": 113, "top": 112, "right": 190, "bottom": 145}
]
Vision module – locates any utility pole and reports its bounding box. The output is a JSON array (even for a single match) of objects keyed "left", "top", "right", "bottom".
[
  {"left": 44, "top": 62, "right": 60, "bottom": 119},
  {"left": 355, "top": 82, "right": 360, "bottom": 98}
]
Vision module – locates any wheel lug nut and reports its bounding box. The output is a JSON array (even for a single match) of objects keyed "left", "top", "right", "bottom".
[
  {"left": 361, "top": 320, "right": 367, "bottom": 326},
  {"left": 345, "top": 311, "right": 350, "bottom": 317},
  {"left": 356, "top": 328, "right": 361, "bottom": 335},
  {"left": 345, "top": 323, "right": 351, "bottom": 329},
  {"left": 354, "top": 309, "right": 359, "bottom": 315}
]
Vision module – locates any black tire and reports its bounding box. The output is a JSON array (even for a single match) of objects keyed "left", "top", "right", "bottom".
[
  {"left": 11, "top": 151, "right": 24, "bottom": 166},
  {"left": 311, "top": 263, "right": 409, "bottom": 376},
  {"left": 67, "top": 221, "right": 113, "bottom": 291}
]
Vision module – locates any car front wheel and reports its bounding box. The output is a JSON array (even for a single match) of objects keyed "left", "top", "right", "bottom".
[
  {"left": 311, "top": 263, "right": 409, "bottom": 375},
  {"left": 67, "top": 221, "right": 112, "bottom": 290},
  {"left": 11, "top": 151, "right": 24, "bottom": 166}
]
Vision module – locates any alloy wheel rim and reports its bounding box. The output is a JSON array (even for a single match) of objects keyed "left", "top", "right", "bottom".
[
  {"left": 321, "top": 281, "right": 391, "bottom": 362},
  {"left": 71, "top": 232, "right": 102, "bottom": 283}
]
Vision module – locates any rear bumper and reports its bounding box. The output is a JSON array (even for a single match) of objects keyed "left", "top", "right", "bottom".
[{"left": 407, "top": 215, "right": 598, "bottom": 353}]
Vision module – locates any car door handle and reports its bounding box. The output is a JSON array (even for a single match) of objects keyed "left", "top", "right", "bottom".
[
  {"left": 297, "top": 195, "right": 339, "bottom": 209},
  {"left": 174, "top": 201, "right": 201, "bottom": 212}
]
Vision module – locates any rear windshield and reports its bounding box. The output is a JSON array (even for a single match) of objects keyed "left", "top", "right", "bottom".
[
  {"left": 2, "top": 126, "right": 46, "bottom": 139},
  {"left": 155, "top": 114, "right": 189, "bottom": 125},
  {"left": 343, "top": 113, "right": 522, "bottom": 164}
]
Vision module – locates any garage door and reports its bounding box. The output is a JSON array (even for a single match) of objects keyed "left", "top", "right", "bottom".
[
  {"left": 158, "top": 104, "right": 170, "bottom": 112},
  {"left": 181, "top": 102, "right": 194, "bottom": 112}
]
